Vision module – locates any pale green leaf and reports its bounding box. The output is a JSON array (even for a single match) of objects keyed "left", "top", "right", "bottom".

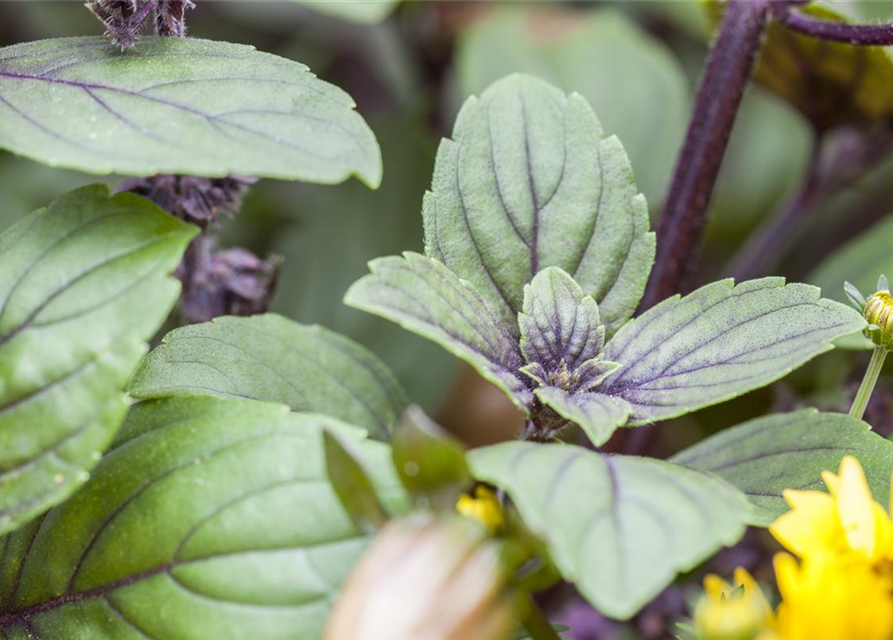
[
  {"left": 0, "top": 395, "right": 407, "bottom": 639},
  {"left": 671, "top": 409, "right": 893, "bottom": 526},
  {"left": 127, "top": 314, "right": 407, "bottom": 440},
  {"left": 469, "top": 442, "right": 748, "bottom": 619},
  {"left": 0, "top": 37, "right": 381, "bottom": 186},
  {"left": 424, "top": 73, "right": 654, "bottom": 338},
  {"left": 294, "top": 0, "right": 400, "bottom": 24},
  {"left": 344, "top": 252, "right": 532, "bottom": 411},
  {"left": 0, "top": 185, "right": 194, "bottom": 535},
  {"left": 601, "top": 278, "right": 866, "bottom": 425},
  {"left": 455, "top": 7, "right": 690, "bottom": 207},
  {"left": 707, "top": 1, "right": 893, "bottom": 130},
  {"left": 534, "top": 387, "right": 630, "bottom": 447},
  {"left": 323, "top": 430, "right": 388, "bottom": 534}
]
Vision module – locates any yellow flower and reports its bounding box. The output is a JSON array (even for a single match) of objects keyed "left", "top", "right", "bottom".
[
  {"left": 766, "top": 455, "right": 893, "bottom": 640},
  {"left": 773, "top": 552, "right": 893, "bottom": 640},
  {"left": 770, "top": 455, "right": 893, "bottom": 564},
  {"left": 457, "top": 486, "right": 504, "bottom": 533},
  {"left": 693, "top": 568, "right": 775, "bottom": 640}
]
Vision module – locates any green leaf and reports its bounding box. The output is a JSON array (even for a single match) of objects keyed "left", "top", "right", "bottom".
[
  {"left": 294, "top": 0, "right": 400, "bottom": 23},
  {"left": 809, "top": 214, "right": 893, "bottom": 349},
  {"left": 423, "top": 73, "right": 655, "bottom": 339},
  {"left": 519, "top": 267, "right": 604, "bottom": 378},
  {"left": 323, "top": 430, "right": 388, "bottom": 534},
  {"left": 533, "top": 387, "right": 630, "bottom": 448},
  {"left": 0, "top": 37, "right": 381, "bottom": 186},
  {"left": 671, "top": 409, "right": 893, "bottom": 526},
  {"left": 707, "top": 1, "right": 893, "bottom": 130},
  {"left": 601, "top": 278, "right": 866, "bottom": 425},
  {"left": 0, "top": 185, "right": 194, "bottom": 536},
  {"left": 0, "top": 394, "right": 407, "bottom": 639},
  {"left": 392, "top": 406, "right": 471, "bottom": 509},
  {"left": 469, "top": 442, "right": 748, "bottom": 619},
  {"left": 455, "top": 6, "right": 690, "bottom": 209},
  {"left": 344, "top": 252, "right": 532, "bottom": 411},
  {"left": 127, "top": 314, "right": 407, "bottom": 440}
]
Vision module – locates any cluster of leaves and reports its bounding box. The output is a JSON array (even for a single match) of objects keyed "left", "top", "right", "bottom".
[{"left": 5, "top": 3, "right": 893, "bottom": 638}]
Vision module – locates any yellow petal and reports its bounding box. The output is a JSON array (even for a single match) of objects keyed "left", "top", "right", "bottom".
[
  {"left": 702, "top": 573, "right": 730, "bottom": 600},
  {"left": 771, "top": 490, "right": 843, "bottom": 558},
  {"left": 836, "top": 456, "right": 876, "bottom": 557}
]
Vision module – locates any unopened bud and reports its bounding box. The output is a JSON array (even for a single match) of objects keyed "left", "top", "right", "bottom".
[
  {"left": 692, "top": 568, "right": 773, "bottom": 640},
  {"left": 324, "top": 515, "right": 516, "bottom": 640},
  {"left": 864, "top": 289, "right": 893, "bottom": 349}
]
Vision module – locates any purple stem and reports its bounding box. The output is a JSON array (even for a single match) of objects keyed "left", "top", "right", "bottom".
[
  {"left": 773, "top": 4, "right": 893, "bottom": 45},
  {"left": 639, "top": 0, "right": 769, "bottom": 312}
]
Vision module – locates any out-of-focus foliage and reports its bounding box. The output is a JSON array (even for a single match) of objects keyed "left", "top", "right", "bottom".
[
  {"left": 455, "top": 6, "right": 690, "bottom": 209},
  {"left": 295, "top": 0, "right": 401, "bottom": 24}
]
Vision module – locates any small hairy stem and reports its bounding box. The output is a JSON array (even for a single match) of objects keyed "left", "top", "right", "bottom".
[
  {"left": 726, "top": 138, "right": 823, "bottom": 281},
  {"left": 155, "top": 0, "right": 195, "bottom": 37},
  {"left": 850, "top": 346, "right": 888, "bottom": 420},
  {"left": 640, "top": 0, "right": 769, "bottom": 311},
  {"left": 523, "top": 596, "right": 561, "bottom": 640},
  {"left": 773, "top": 4, "right": 893, "bottom": 45}
]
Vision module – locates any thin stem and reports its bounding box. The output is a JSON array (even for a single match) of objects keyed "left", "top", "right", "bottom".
[
  {"left": 726, "top": 137, "right": 823, "bottom": 281},
  {"left": 523, "top": 596, "right": 561, "bottom": 640},
  {"left": 850, "top": 346, "right": 887, "bottom": 420},
  {"left": 774, "top": 5, "right": 893, "bottom": 45},
  {"left": 639, "top": 0, "right": 769, "bottom": 311}
]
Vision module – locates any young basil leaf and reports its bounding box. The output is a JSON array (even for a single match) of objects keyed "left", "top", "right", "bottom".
[
  {"left": 0, "top": 395, "right": 407, "bottom": 639},
  {"left": 344, "top": 252, "right": 533, "bottom": 411},
  {"left": 0, "top": 185, "right": 195, "bottom": 536},
  {"left": 456, "top": 7, "right": 690, "bottom": 209},
  {"left": 519, "top": 267, "right": 604, "bottom": 376},
  {"left": 469, "top": 442, "right": 748, "bottom": 620},
  {"left": 707, "top": 1, "right": 893, "bottom": 130},
  {"left": 0, "top": 37, "right": 381, "bottom": 186},
  {"left": 294, "top": 0, "right": 400, "bottom": 23},
  {"left": 601, "top": 278, "right": 866, "bottom": 425},
  {"left": 423, "top": 73, "right": 654, "bottom": 338},
  {"left": 533, "top": 387, "right": 630, "bottom": 448},
  {"left": 392, "top": 406, "right": 471, "bottom": 509},
  {"left": 671, "top": 409, "right": 893, "bottom": 526},
  {"left": 128, "top": 314, "right": 407, "bottom": 440},
  {"left": 323, "top": 430, "right": 389, "bottom": 534}
]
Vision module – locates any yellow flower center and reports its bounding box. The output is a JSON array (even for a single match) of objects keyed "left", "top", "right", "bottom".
[{"left": 456, "top": 486, "right": 504, "bottom": 534}]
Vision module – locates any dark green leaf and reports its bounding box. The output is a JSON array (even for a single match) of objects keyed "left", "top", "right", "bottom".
[
  {"left": 0, "top": 185, "right": 194, "bottom": 535},
  {"left": 0, "top": 37, "right": 381, "bottom": 186},
  {"left": 392, "top": 406, "right": 471, "bottom": 509},
  {"left": 424, "top": 73, "right": 654, "bottom": 338},
  {"left": 323, "top": 430, "right": 388, "bottom": 534},
  {"left": 128, "top": 314, "right": 407, "bottom": 440},
  {"left": 344, "top": 252, "right": 532, "bottom": 411},
  {"left": 0, "top": 394, "right": 407, "bottom": 639},
  {"left": 601, "top": 278, "right": 866, "bottom": 425},
  {"left": 469, "top": 442, "right": 748, "bottom": 619},
  {"left": 671, "top": 409, "right": 893, "bottom": 526}
]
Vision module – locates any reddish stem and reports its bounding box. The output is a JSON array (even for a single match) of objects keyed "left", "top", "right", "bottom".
[
  {"left": 639, "top": 0, "right": 769, "bottom": 311},
  {"left": 773, "top": 5, "right": 893, "bottom": 45}
]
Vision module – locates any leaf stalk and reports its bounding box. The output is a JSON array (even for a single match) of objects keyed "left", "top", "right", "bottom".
[
  {"left": 522, "top": 596, "right": 561, "bottom": 640},
  {"left": 849, "top": 346, "right": 888, "bottom": 420},
  {"left": 772, "top": 5, "right": 893, "bottom": 45}
]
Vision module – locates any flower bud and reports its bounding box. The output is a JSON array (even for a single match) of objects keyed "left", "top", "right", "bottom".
[
  {"left": 324, "top": 514, "right": 516, "bottom": 640},
  {"left": 692, "top": 568, "right": 774, "bottom": 640},
  {"left": 864, "top": 289, "right": 893, "bottom": 349},
  {"left": 456, "top": 486, "right": 504, "bottom": 534}
]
